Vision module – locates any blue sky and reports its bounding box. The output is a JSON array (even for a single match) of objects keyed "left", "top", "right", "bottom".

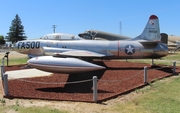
[{"left": 0, "top": 0, "right": 180, "bottom": 39}]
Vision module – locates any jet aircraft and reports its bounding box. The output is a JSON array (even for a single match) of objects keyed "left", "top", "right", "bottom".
[
  {"left": 78, "top": 29, "right": 130, "bottom": 40},
  {"left": 167, "top": 35, "right": 180, "bottom": 52},
  {"left": 13, "top": 15, "right": 168, "bottom": 73}
]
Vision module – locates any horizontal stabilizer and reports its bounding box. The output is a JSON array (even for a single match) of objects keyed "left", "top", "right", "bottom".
[{"left": 138, "top": 40, "right": 160, "bottom": 44}]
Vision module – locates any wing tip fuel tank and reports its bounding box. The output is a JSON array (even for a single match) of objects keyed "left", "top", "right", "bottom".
[{"left": 27, "top": 56, "right": 105, "bottom": 73}]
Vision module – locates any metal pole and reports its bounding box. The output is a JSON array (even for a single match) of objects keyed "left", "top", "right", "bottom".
[
  {"left": 52, "top": 25, "right": 57, "bottom": 33},
  {"left": 119, "top": 22, "right": 122, "bottom": 35},
  {"left": 7, "top": 55, "right": 9, "bottom": 66},
  {"left": 1, "top": 65, "right": 4, "bottom": 81},
  {"left": 152, "top": 59, "right": 154, "bottom": 65},
  {"left": 144, "top": 66, "right": 147, "bottom": 84},
  {"left": 173, "top": 61, "right": 176, "bottom": 74},
  {"left": 93, "top": 76, "right": 98, "bottom": 102},
  {"left": 3, "top": 74, "right": 9, "bottom": 96}
]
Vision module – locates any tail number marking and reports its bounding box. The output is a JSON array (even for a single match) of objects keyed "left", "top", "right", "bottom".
[
  {"left": 18, "top": 41, "right": 40, "bottom": 49},
  {"left": 149, "top": 30, "right": 157, "bottom": 33}
]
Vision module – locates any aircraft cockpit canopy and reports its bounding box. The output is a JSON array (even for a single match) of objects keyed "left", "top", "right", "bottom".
[
  {"left": 40, "top": 34, "right": 60, "bottom": 40},
  {"left": 39, "top": 33, "right": 82, "bottom": 40}
]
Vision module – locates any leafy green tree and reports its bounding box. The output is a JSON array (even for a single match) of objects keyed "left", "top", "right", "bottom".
[
  {"left": 0, "top": 35, "right": 5, "bottom": 45},
  {"left": 6, "top": 14, "right": 27, "bottom": 43}
]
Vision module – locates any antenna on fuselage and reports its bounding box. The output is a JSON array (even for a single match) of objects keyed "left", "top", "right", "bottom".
[{"left": 119, "top": 21, "right": 122, "bottom": 35}]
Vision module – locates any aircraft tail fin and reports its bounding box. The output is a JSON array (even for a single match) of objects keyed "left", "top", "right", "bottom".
[{"left": 133, "top": 15, "right": 161, "bottom": 42}]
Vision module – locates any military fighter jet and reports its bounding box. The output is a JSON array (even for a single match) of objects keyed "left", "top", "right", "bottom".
[
  {"left": 13, "top": 15, "right": 168, "bottom": 73},
  {"left": 78, "top": 29, "right": 130, "bottom": 40}
]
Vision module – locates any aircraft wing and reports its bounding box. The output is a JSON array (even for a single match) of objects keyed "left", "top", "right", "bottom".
[
  {"left": 42, "top": 47, "right": 108, "bottom": 57},
  {"left": 42, "top": 47, "right": 107, "bottom": 57},
  {"left": 53, "top": 50, "right": 106, "bottom": 58}
]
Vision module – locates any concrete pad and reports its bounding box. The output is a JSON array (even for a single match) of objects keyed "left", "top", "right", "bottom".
[{"left": 5, "top": 69, "right": 52, "bottom": 79}]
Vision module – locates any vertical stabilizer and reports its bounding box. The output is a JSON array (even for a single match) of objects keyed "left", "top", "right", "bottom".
[{"left": 133, "top": 15, "right": 161, "bottom": 42}]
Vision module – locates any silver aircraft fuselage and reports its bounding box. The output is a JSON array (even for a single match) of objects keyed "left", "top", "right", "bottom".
[
  {"left": 13, "top": 15, "right": 168, "bottom": 73},
  {"left": 14, "top": 39, "right": 168, "bottom": 59}
]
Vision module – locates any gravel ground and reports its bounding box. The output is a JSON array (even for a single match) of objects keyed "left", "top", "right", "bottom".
[{"left": 2, "top": 60, "right": 180, "bottom": 102}]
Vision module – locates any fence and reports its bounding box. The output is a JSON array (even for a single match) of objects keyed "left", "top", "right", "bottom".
[{"left": 0, "top": 57, "right": 177, "bottom": 102}]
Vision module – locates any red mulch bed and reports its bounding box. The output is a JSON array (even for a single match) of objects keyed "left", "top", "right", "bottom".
[{"left": 2, "top": 61, "right": 180, "bottom": 102}]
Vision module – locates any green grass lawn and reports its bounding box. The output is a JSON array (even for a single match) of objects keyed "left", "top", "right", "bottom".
[
  {"left": 3, "top": 57, "right": 28, "bottom": 66},
  {"left": 111, "top": 76, "right": 180, "bottom": 113},
  {"left": 0, "top": 55, "right": 28, "bottom": 66},
  {"left": 0, "top": 105, "right": 68, "bottom": 113}
]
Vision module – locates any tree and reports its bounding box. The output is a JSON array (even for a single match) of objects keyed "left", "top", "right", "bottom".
[
  {"left": 0, "top": 35, "right": 5, "bottom": 45},
  {"left": 6, "top": 14, "right": 27, "bottom": 43}
]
